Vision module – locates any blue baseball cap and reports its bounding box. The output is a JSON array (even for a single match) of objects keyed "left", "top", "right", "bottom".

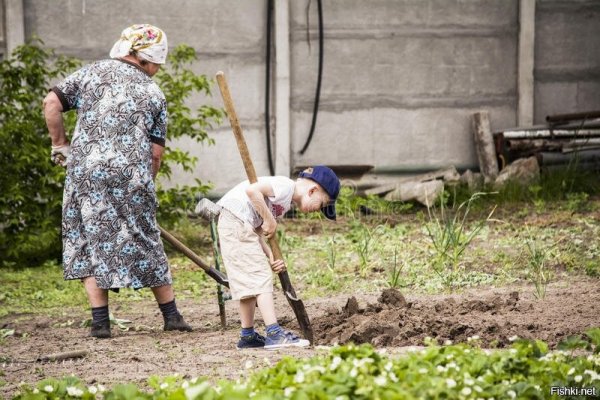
[{"left": 298, "top": 165, "right": 341, "bottom": 220}]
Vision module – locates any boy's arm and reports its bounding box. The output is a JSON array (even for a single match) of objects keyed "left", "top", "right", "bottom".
[
  {"left": 258, "top": 234, "right": 286, "bottom": 273},
  {"left": 257, "top": 233, "right": 273, "bottom": 259},
  {"left": 245, "top": 181, "right": 277, "bottom": 238}
]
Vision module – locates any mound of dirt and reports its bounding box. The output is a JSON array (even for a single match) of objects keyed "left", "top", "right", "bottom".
[{"left": 313, "top": 285, "right": 599, "bottom": 348}]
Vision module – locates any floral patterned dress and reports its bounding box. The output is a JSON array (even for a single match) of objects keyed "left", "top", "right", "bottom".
[{"left": 52, "top": 59, "right": 171, "bottom": 289}]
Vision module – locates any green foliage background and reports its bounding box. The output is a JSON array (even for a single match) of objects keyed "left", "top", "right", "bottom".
[
  {"left": 0, "top": 41, "right": 79, "bottom": 266},
  {"left": 0, "top": 41, "right": 222, "bottom": 267}
]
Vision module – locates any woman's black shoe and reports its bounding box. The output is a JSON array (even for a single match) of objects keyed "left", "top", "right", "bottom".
[
  {"left": 164, "top": 314, "right": 193, "bottom": 332},
  {"left": 90, "top": 320, "right": 111, "bottom": 338}
]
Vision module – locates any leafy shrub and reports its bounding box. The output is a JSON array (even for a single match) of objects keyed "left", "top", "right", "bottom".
[
  {"left": 0, "top": 41, "right": 221, "bottom": 266},
  {"left": 0, "top": 40, "right": 79, "bottom": 266},
  {"left": 13, "top": 338, "right": 600, "bottom": 399}
]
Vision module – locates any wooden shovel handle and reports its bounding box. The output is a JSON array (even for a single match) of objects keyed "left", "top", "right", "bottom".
[
  {"left": 159, "top": 226, "right": 229, "bottom": 288},
  {"left": 216, "top": 72, "right": 258, "bottom": 183},
  {"left": 215, "top": 72, "right": 288, "bottom": 265}
]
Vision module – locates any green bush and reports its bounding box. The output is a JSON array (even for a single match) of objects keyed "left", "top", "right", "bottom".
[
  {"left": 0, "top": 40, "right": 79, "bottom": 266},
  {"left": 0, "top": 41, "right": 222, "bottom": 267}
]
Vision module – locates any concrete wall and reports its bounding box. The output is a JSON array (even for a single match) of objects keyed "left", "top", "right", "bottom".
[
  {"left": 534, "top": 0, "right": 600, "bottom": 122},
  {"left": 0, "top": 0, "right": 5, "bottom": 60},
  {"left": 290, "top": 0, "right": 518, "bottom": 173},
  {"left": 11, "top": 0, "right": 600, "bottom": 194}
]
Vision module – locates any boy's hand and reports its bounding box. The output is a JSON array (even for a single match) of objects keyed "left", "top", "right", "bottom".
[
  {"left": 261, "top": 217, "right": 277, "bottom": 239},
  {"left": 269, "top": 254, "right": 286, "bottom": 273}
]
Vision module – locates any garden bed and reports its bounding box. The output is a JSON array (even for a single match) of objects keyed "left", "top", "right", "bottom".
[
  {"left": 1, "top": 198, "right": 599, "bottom": 398},
  {"left": 1, "top": 277, "right": 599, "bottom": 398}
]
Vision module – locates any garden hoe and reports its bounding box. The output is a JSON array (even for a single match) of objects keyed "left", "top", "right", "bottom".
[
  {"left": 159, "top": 226, "right": 229, "bottom": 288},
  {"left": 216, "top": 71, "right": 315, "bottom": 345}
]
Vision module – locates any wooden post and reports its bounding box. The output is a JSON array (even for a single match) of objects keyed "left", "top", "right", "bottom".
[
  {"left": 274, "top": 0, "right": 291, "bottom": 176},
  {"left": 472, "top": 111, "right": 499, "bottom": 183},
  {"left": 5, "top": 0, "right": 25, "bottom": 55},
  {"left": 518, "top": 0, "right": 536, "bottom": 126}
]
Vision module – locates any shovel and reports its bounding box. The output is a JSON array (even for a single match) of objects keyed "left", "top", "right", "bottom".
[{"left": 216, "top": 71, "right": 314, "bottom": 344}]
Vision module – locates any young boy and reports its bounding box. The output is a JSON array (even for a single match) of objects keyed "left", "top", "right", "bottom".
[{"left": 216, "top": 165, "right": 340, "bottom": 349}]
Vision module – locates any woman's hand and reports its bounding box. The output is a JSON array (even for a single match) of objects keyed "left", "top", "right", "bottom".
[
  {"left": 51, "top": 143, "right": 71, "bottom": 167},
  {"left": 269, "top": 254, "right": 286, "bottom": 273}
]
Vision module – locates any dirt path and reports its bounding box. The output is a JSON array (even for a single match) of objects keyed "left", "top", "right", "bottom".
[{"left": 1, "top": 277, "right": 598, "bottom": 398}]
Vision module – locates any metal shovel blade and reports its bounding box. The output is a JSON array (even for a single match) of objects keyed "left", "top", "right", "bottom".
[{"left": 277, "top": 268, "right": 313, "bottom": 344}]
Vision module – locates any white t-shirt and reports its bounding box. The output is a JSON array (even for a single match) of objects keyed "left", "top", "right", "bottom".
[{"left": 217, "top": 176, "right": 296, "bottom": 228}]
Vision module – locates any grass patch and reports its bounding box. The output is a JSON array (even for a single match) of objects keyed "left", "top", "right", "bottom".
[
  {"left": 0, "top": 258, "right": 214, "bottom": 318},
  {"left": 0, "top": 262, "right": 87, "bottom": 317},
  {"left": 2, "top": 187, "right": 598, "bottom": 317}
]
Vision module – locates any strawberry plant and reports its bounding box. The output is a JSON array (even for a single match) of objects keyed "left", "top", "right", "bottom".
[{"left": 14, "top": 335, "right": 600, "bottom": 400}]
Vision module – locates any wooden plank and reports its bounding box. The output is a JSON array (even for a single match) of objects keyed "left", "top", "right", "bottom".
[
  {"left": 472, "top": 111, "right": 499, "bottom": 183},
  {"left": 37, "top": 350, "right": 88, "bottom": 362}
]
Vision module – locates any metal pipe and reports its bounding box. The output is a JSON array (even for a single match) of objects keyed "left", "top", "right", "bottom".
[
  {"left": 502, "top": 128, "right": 600, "bottom": 140},
  {"left": 537, "top": 150, "right": 600, "bottom": 166},
  {"left": 546, "top": 110, "right": 600, "bottom": 124}
]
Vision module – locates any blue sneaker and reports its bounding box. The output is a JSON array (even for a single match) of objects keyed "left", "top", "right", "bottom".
[
  {"left": 236, "top": 332, "right": 266, "bottom": 349},
  {"left": 264, "top": 330, "right": 310, "bottom": 350}
]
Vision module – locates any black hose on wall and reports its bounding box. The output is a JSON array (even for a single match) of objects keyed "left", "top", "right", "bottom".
[
  {"left": 299, "top": 0, "right": 324, "bottom": 155},
  {"left": 266, "top": 0, "right": 324, "bottom": 169},
  {"left": 265, "top": 0, "right": 275, "bottom": 175}
]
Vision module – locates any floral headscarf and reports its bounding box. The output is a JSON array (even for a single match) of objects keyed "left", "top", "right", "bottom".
[{"left": 109, "top": 24, "right": 168, "bottom": 65}]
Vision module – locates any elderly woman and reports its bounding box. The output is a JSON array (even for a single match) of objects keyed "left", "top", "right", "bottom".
[{"left": 43, "top": 24, "right": 191, "bottom": 338}]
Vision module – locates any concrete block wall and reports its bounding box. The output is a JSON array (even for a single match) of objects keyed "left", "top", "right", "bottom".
[
  {"left": 534, "top": 0, "right": 600, "bottom": 122},
  {"left": 0, "top": 0, "right": 5, "bottom": 59},
  {"left": 13, "top": 0, "right": 600, "bottom": 193},
  {"left": 290, "top": 0, "right": 518, "bottom": 173}
]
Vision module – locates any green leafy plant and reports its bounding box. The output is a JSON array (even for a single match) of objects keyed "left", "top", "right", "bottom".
[
  {"left": 558, "top": 335, "right": 590, "bottom": 354},
  {"left": 0, "top": 329, "right": 15, "bottom": 346},
  {"left": 522, "top": 229, "right": 553, "bottom": 300},
  {"left": 0, "top": 39, "right": 80, "bottom": 266},
  {"left": 528, "top": 184, "right": 546, "bottom": 212},
  {"left": 386, "top": 246, "right": 405, "bottom": 288},
  {"left": 424, "top": 192, "right": 495, "bottom": 290},
  {"left": 558, "top": 328, "right": 600, "bottom": 355},
  {"left": 335, "top": 186, "right": 413, "bottom": 219},
  {"left": 326, "top": 234, "right": 338, "bottom": 271},
  {"left": 585, "top": 327, "right": 600, "bottom": 354},
  {"left": 352, "top": 223, "right": 385, "bottom": 277},
  {"left": 80, "top": 314, "right": 132, "bottom": 331},
  {"left": 14, "top": 337, "right": 600, "bottom": 400},
  {"left": 565, "top": 191, "right": 590, "bottom": 213}
]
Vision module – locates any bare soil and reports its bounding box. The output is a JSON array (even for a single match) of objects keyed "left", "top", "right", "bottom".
[
  {"left": 313, "top": 278, "right": 599, "bottom": 348},
  {"left": 1, "top": 277, "right": 599, "bottom": 398}
]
